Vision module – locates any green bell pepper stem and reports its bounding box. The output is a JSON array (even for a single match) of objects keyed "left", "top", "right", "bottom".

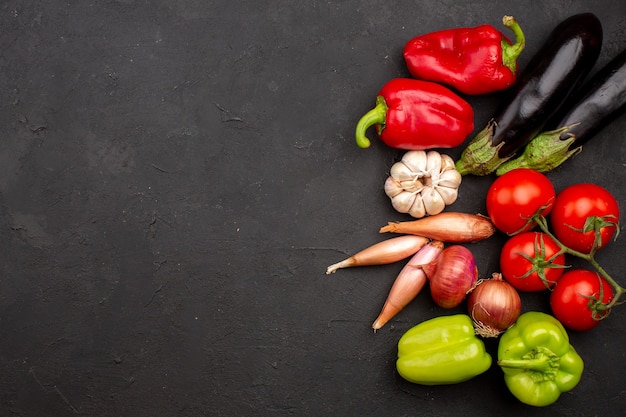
[
  {"left": 533, "top": 213, "right": 626, "bottom": 311},
  {"left": 501, "top": 15, "right": 526, "bottom": 74},
  {"left": 355, "top": 96, "right": 387, "bottom": 149},
  {"left": 498, "top": 346, "right": 559, "bottom": 377},
  {"left": 498, "top": 358, "right": 553, "bottom": 372},
  {"left": 498, "top": 312, "right": 584, "bottom": 407}
]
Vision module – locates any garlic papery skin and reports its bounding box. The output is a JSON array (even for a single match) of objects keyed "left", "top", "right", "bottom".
[
  {"left": 400, "top": 179, "right": 423, "bottom": 193},
  {"left": 408, "top": 194, "right": 426, "bottom": 218},
  {"left": 385, "top": 150, "right": 462, "bottom": 218},
  {"left": 421, "top": 186, "right": 446, "bottom": 215},
  {"left": 425, "top": 151, "right": 442, "bottom": 176},
  {"left": 440, "top": 153, "right": 456, "bottom": 172},
  {"left": 390, "top": 162, "right": 416, "bottom": 182},
  {"left": 438, "top": 169, "right": 462, "bottom": 189},
  {"left": 436, "top": 185, "right": 459, "bottom": 205},
  {"left": 384, "top": 177, "right": 404, "bottom": 198},
  {"left": 391, "top": 191, "right": 417, "bottom": 213},
  {"left": 400, "top": 150, "right": 428, "bottom": 174}
]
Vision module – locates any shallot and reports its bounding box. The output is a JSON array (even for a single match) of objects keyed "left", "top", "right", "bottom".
[
  {"left": 325, "top": 235, "right": 429, "bottom": 275},
  {"left": 467, "top": 273, "right": 522, "bottom": 337},
  {"left": 379, "top": 212, "right": 496, "bottom": 243},
  {"left": 372, "top": 240, "right": 444, "bottom": 331},
  {"left": 422, "top": 245, "right": 478, "bottom": 308}
]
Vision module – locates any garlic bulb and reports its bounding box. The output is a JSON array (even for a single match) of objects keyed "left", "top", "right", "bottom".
[{"left": 385, "top": 150, "right": 462, "bottom": 218}]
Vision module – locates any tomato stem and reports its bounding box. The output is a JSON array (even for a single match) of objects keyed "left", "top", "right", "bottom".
[
  {"left": 533, "top": 214, "right": 626, "bottom": 311},
  {"left": 515, "top": 232, "right": 568, "bottom": 288}
]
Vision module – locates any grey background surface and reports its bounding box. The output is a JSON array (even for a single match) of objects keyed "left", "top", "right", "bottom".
[{"left": 1, "top": 1, "right": 625, "bottom": 416}]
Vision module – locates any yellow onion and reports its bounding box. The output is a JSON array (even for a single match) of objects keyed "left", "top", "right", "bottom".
[{"left": 467, "top": 273, "right": 522, "bottom": 337}]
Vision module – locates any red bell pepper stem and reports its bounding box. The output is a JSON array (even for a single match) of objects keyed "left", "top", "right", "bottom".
[
  {"left": 355, "top": 96, "right": 387, "bottom": 148},
  {"left": 403, "top": 15, "right": 526, "bottom": 95},
  {"left": 501, "top": 16, "right": 525, "bottom": 73}
]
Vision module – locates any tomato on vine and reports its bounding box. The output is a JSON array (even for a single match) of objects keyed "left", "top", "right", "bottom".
[
  {"left": 486, "top": 168, "right": 555, "bottom": 235},
  {"left": 500, "top": 232, "right": 567, "bottom": 292},
  {"left": 550, "top": 269, "right": 614, "bottom": 331},
  {"left": 550, "top": 183, "right": 620, "bottom": 254}
]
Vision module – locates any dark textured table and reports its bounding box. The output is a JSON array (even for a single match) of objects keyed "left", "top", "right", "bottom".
[{"left": 1, "top": 1, "right": 625, "bottom": 416}]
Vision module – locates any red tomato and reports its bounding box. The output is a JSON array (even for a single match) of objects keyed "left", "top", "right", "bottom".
[
  {"left": 550, "top": 183, "right": 620, "bottom": 253},
  {"left": 500, "top": 232, "right": 566, "bottom": 292},
  {"left": 550, "top": 269, "right": 613, "bottom": 331},
  {"left": 486, "top": 168, "right": 556, "bottom": 235}
]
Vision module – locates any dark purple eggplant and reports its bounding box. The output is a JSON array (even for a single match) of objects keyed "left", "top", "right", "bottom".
[
  {"left": 455, "top": 13, "right": 603, "bottom": 176},
  {"left": 497, "top": 48, "right": 626, "bottom": 174}
]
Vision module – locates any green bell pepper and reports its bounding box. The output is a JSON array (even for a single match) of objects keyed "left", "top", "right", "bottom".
[
  {"left": 396, "top": 314, "right": 492, "bottom": 385},
  {"left": 497, "top": 311, "right": 584, "bottom": 407}
]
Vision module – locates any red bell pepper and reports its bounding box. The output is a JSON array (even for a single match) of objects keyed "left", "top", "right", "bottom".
[
  {"left": 355, "top": 78, "right": 474, "bottom": 150},
  {"left": 403, "top": 16, "right": 526, "bottom": 95}
]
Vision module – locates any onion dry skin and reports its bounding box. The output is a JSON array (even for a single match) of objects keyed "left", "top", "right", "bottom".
[
  {"left": 372, "top": 240, "right": 444, "bottom": 331},
  {"left": 326, "top": 235, "right": 429, "bottom": 274},
  {"left": 423, "top": 245, "right": 478, "bottom": 308},
  {"left": 379, "top": 212, "right": 495, "bottom": 243},
  {"left": 467, "top": 273, "right": 522, "bottom": 337}
]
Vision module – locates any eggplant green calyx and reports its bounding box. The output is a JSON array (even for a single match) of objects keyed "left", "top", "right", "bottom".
[
  {"left": 455, "top": 120, "right": 511, "bottom": 176},
  {"left": 355, "top": 96, "right": 388, "bottom": 149},
  {"left": 501, "top": 15, "right": 526, "bottom": 74},
  {"left": 496, "top": 125, "right": 581, "bottom": 175}
]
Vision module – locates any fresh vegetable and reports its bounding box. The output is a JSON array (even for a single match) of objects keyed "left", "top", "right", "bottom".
[
  {"left": 486, "top": 168, "right": 555, "bottom": 235},
  {"left": 498, "top": 312, "right": 584, "bottom": 407},
  {"left": 325, "top": 235, "right": 429, "bottom": 274},
  {"left": 384, "top": 150, "right": 462, "bottom": 218},
  {"left": 500, "top": 232, "right": 567, "bottom": 291},
  {"left": 467, "top": 273, "right": 522, "bottom": 337},
  {"left": 485, "top": 175, "right": 624, "bottom": 309},
  {"left": 550, "top": 269, "right": 614, "bottom": 331},
  {"left": 550, "top": 183, "right": 620, "bottom": 254},
  {"left": 422, "top": 245, "right": 478, "bottom": 309},
  {"left": 497, "top": 48, "right": 626, "bottom": 174},
  {"left": 372, "top": 241, "right": 444, "bottom": 331},
  {"left": 397, "top": 314, "right": 492, "bottom": 385},
  {"left": 533, "top": 213, "right": 626, "bottom": 312},
  {"left": 403, "top": 15, "right": 526, "bottom": 95},
  {"left": 379, "top": 212, "right": 496, "bottom": 243},
  {"left": 355, "top": 78, "right": 474, "bottom": 150},
  {"left": 455, "top": 13, "right": 603, "bottom": 176}
]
